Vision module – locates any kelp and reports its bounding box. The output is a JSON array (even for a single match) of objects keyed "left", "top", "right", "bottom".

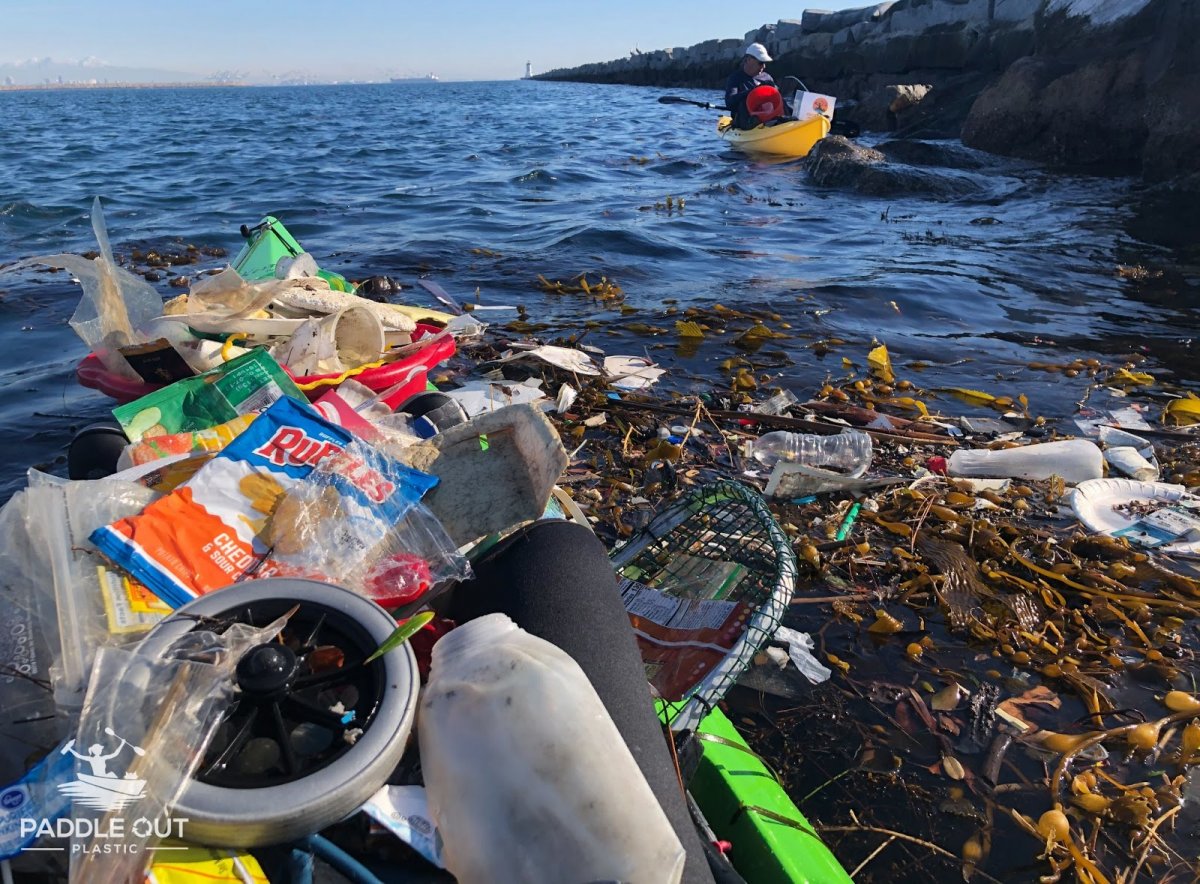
[{"left": 497, "top": 322, "right": 1200, "bottom": 882}]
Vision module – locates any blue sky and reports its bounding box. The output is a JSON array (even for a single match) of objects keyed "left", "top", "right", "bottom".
[{"left": 0, "top": 0, "right": 871, "bottom": 81}]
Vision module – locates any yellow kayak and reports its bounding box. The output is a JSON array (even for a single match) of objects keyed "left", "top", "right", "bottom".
[{"left": 717, "top": 114, "right": 831, "bottom": 159}]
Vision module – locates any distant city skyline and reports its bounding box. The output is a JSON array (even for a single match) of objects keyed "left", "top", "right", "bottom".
[{"left": 0, "top": 0, "right": 872, "bottom": 83}]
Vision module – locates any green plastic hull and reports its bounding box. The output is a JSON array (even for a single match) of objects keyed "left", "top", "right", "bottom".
[{"left": 691, "top": 708, "right": 851, "bottom": 884}]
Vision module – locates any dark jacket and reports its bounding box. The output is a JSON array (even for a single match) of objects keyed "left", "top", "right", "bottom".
[{"left": 724, "top": 68, "right": 775, "bottom": 130}]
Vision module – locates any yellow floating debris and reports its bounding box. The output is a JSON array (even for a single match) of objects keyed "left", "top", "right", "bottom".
[
  {"left": 940, "top": 387, "right": 996, "bottom": 405},
  {"left": 867, "top": 343, "right": 895, "bottom": 384},
  {"left": 1108, "top": 367, "right": 1154, "bottom": 387},
  {"left": 881, "top": 396, "right": 930, "bottom": 417},
  {"left": 1164, "top": 393, "right": 1200, "bottom": 426}
]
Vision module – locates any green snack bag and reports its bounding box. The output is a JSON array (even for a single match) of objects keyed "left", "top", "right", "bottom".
[{"left": 113, "top": 349, "right": 310, "bottom": 442}]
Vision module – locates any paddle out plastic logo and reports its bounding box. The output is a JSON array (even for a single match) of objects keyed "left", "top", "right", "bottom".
[
  {"left": 17, "top": 731, "right": 187, "bottom": 855},
  {"left": 57, "top": 731, "right": 147, "bottom": 811}
]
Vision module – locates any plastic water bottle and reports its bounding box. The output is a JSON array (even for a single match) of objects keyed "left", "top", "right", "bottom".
[
  {"left": 748, "top": 429, "right": 873, "bottom": 477},
  {"left": 947, "top": 438, "right": 1103, "bottom": 484},
  {"left": 419, "top": 613, "right": 686, "bottom": 884}
]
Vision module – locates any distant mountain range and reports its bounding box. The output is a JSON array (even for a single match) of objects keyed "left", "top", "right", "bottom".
[{"left": 0, "top": 57, "right": 205, "bottom": 85}]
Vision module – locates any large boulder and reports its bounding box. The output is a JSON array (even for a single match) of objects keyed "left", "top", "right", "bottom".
[
  {"left": 805, "top": 135, "right": 988, "bottom": 196},
  {"left": 962, "top": 0, "right": 1199, "bottom": 176}
]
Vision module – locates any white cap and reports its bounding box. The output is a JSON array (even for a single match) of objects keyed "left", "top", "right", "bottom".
[{"left": 744, "top": 43, "right": 772, "bottom": 63}]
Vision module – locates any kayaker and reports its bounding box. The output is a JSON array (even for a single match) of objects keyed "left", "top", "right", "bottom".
[{"left": 724, "top": 43, "right": 776, "bottom": 130}]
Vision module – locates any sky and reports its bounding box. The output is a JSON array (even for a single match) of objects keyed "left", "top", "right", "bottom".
[{"left": 0, "top": 0, "right": 873, "bottom": 82}]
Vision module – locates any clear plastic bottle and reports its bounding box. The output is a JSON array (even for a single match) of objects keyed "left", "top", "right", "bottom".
[
  {"left": 748, "top": 429, "right": 873, "bottom": 476},
  {"left": 418, "top": 613, "right": 685, "bottom": 884}
]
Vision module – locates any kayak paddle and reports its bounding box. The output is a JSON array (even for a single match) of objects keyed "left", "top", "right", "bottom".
[{"left": 657, "top": 96, "right": 719, "bottom": 109}]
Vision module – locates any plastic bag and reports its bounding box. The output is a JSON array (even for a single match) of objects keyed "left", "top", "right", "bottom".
[
  {"left": 355, "top": 504, "right": 472, "bottom": 609},
  {"left": 66, "top": 611, "right": 289, "bottom": 883},
  {"left": 91, "top": 397, "right": 438, "bottom": 608},
  {"left": 0, "top": 197, "right": 163, "bottom": 379},
  {"left": 0, "top": 488, "right": 69, "bottom": 791},
  {"left": 0, "top": 745, "right": 74, "bottom": 861},
  {"left": 24, "top": 472, "right": 166, "bottom": 711}
]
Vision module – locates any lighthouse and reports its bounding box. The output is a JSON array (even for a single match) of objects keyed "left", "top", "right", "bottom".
[{"left": 522, "top": 61, "right": 533, "bottom": 80}]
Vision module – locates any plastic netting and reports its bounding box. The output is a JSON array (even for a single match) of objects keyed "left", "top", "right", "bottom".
[{"left": 610, "top": 480, "right": 796, "bottom": 730}]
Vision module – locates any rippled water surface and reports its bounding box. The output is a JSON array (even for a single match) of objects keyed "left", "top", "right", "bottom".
[{"left": 0, "top": 80, "right": 1196, "bottom": 499}]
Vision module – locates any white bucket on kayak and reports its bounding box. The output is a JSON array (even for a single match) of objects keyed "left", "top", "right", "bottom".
[{"left": 272, "top": 304, "right": 385, "bottom": 375}]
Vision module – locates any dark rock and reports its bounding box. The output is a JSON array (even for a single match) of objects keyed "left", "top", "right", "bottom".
[
  {"left": 356, "top": 276, "right": 403, "bottom": 301},
  {"left": 806, "top": 135, "right": 987, "bottom": 198},
  {"left": 877, "top": 138, "right": 986, "bottom": 168},
  {"left": 962, "top": 53, "right": 1148, "bottom": 171},
  {"left": 962, "top": 0, "right": 1199, "bottom": 177}
]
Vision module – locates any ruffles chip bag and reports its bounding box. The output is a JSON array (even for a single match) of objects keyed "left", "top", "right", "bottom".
[{"left": 91, "top": 397, "right": 438, "bottom": 608}]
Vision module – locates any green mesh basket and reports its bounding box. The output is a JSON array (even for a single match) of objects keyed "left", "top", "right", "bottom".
[{"left": 610, "top": 480, "right": 795, "bottom": 730}]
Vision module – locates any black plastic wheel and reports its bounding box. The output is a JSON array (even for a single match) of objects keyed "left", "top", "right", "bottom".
[
  {"left": 138, "top": 579, "right": 419, "bottom": 847},
  {"left": 67, "top": 422, "right": 129, "bottom": 480}
]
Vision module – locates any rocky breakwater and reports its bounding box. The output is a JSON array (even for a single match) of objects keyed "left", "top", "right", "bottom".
[
  {"left": 537, "top": 0, "right": 1045, "bottom": 134},
  {"left": 961, "top": 0, "right": 1199, "bottom": 182},
  {"left": 539, "top": 0, "right": 1198, "bottom": 195}
]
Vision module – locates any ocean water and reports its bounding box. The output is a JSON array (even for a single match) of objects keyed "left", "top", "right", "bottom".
[{"left": 0, "top": 79, "right": 1195, "bottom": 500}]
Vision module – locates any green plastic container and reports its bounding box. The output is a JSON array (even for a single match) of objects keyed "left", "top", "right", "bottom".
[{"left": 231, "top": 216, "right": 353, "bottom": 291}]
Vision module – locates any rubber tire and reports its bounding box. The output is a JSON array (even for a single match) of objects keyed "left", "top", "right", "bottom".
[
  {"left": 67, "top": 422, "right": 129, "bottom": 480},
  {"left": 137, "top": 579, "right": 420, "bottom": 847}
]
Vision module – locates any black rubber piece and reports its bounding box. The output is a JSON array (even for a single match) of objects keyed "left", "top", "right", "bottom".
[
  {"left": 397, "top": 392, "right": 468, "bottom": 437},
  {"left": 67, "top": 422, "right": 129, "bottom": 480}
]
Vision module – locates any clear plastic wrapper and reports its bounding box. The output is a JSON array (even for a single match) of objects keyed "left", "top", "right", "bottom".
[
  {"left": 66, "top": 612, "right": 288, "bottom": 883},
  {"left": 354, "top": 504, "right": 472, "bottom": 609},
  {"left": 0, "top": 488, "right": 70, "bottom": 797},
  {"left": 0, "top": 198, "right": 163, "bottom": 379},
  {"left": 25, "top": 472, "right": 165, "bottom": 710}
]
